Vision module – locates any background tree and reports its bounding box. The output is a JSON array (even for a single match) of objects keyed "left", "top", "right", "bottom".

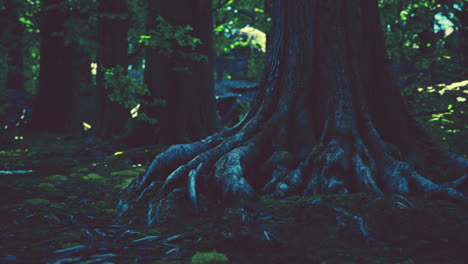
[
  {"left": 30, "top": 0, "right": 77, "bottom": 132},
  {"left": 1, "top": 0, "right": 25, "bottom": 92},
  {"left": 119, "top": 0, "right": 467, "bottom": 224},
  {"left": 128, "top": 0, "right": 219, "bottom": 145},
  {"left": 95, "top": 0, "right": 130, "bottom": 138}
]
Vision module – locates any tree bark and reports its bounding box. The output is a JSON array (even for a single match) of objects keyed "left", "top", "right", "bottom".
[
  {"left": 142, "top": 0, "right": 219, "bottom": 145},
  {"left": 95, "top": 0, "right": 130, "bottom": 138},
  {"left": 30, "top": 0, "right": 77, "bottom": 132},
  {"left": 119, "top": 0, "right": 467, "bottom": 224},
  {"left": 2, "top": 0, "right": 25, "bottom": 91}
]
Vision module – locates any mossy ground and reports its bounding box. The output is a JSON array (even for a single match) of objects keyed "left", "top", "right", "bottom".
[{"left": 1, "top": 133, "right": 467, "bottom": 263}]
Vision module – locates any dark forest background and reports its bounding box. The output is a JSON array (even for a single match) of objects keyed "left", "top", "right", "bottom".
[{"left": 0, "top": 0, "right": 467, "bottom": 263}]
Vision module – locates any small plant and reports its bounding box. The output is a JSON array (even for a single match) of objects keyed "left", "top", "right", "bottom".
[{"left": 191, "top": 251, "right": 229, "bottom": 264}]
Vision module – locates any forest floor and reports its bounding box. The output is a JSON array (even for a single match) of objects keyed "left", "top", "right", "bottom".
[{"left": 1, "top": 133, "right": 468, "bottom": 264}]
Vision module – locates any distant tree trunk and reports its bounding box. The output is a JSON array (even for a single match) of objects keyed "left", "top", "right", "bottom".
[
  {"left": 120, "top": 0, "right": 467, "bottom": 224},
  {"left": 2, "top": 0, "right": 25, "bottom": 91},
  {"left": 143, "top": 0, "right": 219, "bottom": 145},
  {"left": 95, "top": 0, "right": 130, "bottom": 138},
  {"left": 30, "top": 0, "right": 77, "bottom": 132}
]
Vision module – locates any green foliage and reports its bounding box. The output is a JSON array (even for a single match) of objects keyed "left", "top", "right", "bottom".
[
  {"left": 103, "top": 65, "right": 148, "bottom": 108},
  {"left": 413, "top": 80, "right": 468, "bottom": 156},
  {"left": 102, "top": 65, "right": 162, "bottom": 125},
  {"left": 213, "top": 0, "right": 270, "bottom": 55},
  {"left": 140, "top": 16, "right": 207, "bottom": 63},
  {"left": 379, "top": 0, "right": 467, "bottom": 156},
  {"left": 191, "top": 251, "right": 229, "bottom": 264},
  {"left": 213, "top": 0, "right": 269, "bottom": 80},
  {"left": 379, "top": 0, "right": 466, "bottom": 89}
]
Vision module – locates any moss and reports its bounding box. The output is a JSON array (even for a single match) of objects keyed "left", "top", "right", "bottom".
[
  {"left": 69, "top": 173, "right": 83, "bottom": 178},
  {"left": 114, "top": 178, "right": 134, "bottom": 189},
  {"left": 81, "top": 173, "right": 104, "bottom": 182},
  {"left": 25, "top": 198, "right": 50, "bottom": 206},
  {"left": 94, "top": 201, "right": 108, "bottom": 208},
  {"left": 67, "top": 195, "right": 78, "bottom": 200},
  {"left": 72, "top": 167, "right": 90, "bottom": 173},
  {"left": 104, "top": 208, "right": 118, "bottom": 214},
  {"left": 37, "top": 183, "right": 55, "bottom": 189},
  {"left": 135, "top": 168, "right": 146, "bottom": 174},
  {"left": 45, "top": 174, "right": 68, "bottom": 182},
  {"left": 191, "top": 251, "right": 229, "bottom": 264},
  {"left": 110, "top": 170, "right": 141, "bottom": 178}
]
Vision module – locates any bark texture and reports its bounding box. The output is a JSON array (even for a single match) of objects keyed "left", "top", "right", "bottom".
[
  {"left": 96, "top": 0, "right": 130, "bottom": 138},
  {"left": 119, "top": 0, "right": 467, "bottom": 224},
  {"left": 30, "top": 0, "right": 77, "bottom": 132},
  {"left": 129, "top": 0, "right": 219, "bottom": 146},
  {"left": 2, "top": 0, "right": 25, "bottom": 91}
]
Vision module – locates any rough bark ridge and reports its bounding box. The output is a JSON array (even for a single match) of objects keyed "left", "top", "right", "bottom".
[{"left": 119, "top": 0, "right": 467, "bottom": 224}]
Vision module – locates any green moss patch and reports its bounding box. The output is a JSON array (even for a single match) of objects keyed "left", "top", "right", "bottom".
[
  {"left": 192, "top": 251, "right": 229, "bottom": 264},
  {"left": 110, "top": 170, "right": 141, "bottom": 178},
  {"left": 114, "top": 177, "right": 134, "bottom": 189},
  {"left": 25, "top": 198, "right": 50, "bottom": 207},
  {"left": 72, "top": 167, "right": 90, "bottom": 173},
  {"left": 45, "top": 174, "right": 68, "bottom": 182},
  {"left": 37, "top": 183, "right": 55, "bottom": 189},
  {"left": 81, "top": 173, "right": 104, "bottom": 182}
]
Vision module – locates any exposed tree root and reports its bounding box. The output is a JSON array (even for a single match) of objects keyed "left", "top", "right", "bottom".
[
  {"left": 118, "top": 0, "right": 468, "bottom": 225},
  {"left": 119, "top": 106, "right": 468, "bottom": 225}
]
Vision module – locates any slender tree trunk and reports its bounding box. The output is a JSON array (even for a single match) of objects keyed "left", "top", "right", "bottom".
[
  {"left": 2, "top": 0, "right": 25, "bottom": 91},
  {"left": 144, "top": 0, "right": 219, "bottom": 145},
  {"left": 30, "top": 0, "right": 77, "bottom": 132},
  {"left": 95, "top": 0, "right": 130, "bottom": 138},
  {"left": 120, "top": 0, "right": 467, "bottom": 225}
]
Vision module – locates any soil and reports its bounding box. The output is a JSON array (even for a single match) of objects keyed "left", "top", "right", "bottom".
[{"left": 1, "top": 133, "right": 467, "bottom": 264}]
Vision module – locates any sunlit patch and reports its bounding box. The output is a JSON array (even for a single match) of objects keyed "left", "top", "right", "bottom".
[
  {"left": 238, "top": 26, "right": 267, "bottom": 52},
  {"left": 113, "top": 151, "right": 124, "bottom": 156},
  {"left": 456, "top": 97, "right": 466, "bottom": 102},
  {"left": 417, "top": 88, "right": 424, "bottom": 92},
  {"left": 91, "top": 63, "right": 97, "bottom": 75},
  {"left": 130, "top": 104, "right": 140, "bottom": 118},
  {"left": 83, "top": 122, "right": 92, "bottom": 131}
]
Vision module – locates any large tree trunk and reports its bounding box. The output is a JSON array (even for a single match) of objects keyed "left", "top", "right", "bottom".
[
  {"left": 30, "top": 0, "right": 77, "bottom": 132},
  {"left": 132, "top": 0, "right": 219, "bottom": 145},
  {"left": 95, "top": 0, "right": 130, "bottom": 138},
  {"left": 119, "top": 0, "right": 467, "bottom": 225}
]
